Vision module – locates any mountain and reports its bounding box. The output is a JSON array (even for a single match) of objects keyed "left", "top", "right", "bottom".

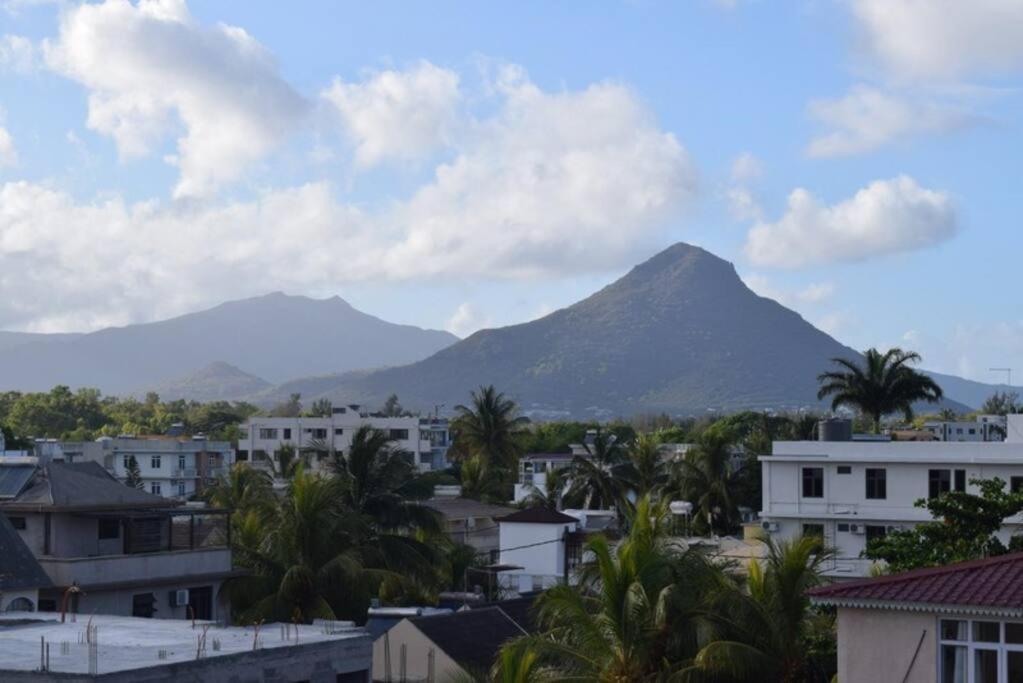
[
  {"left": 260, "top": 242, "right": 946, "bottom": 417},
  {"left": 143, "top": 361, "right": 272, "bottom": 402},
  {"left": 0, "top": 293, "right": 458, "bottom": 394},
  {"left": 922, "top": 371, "right": 1012, "bottom": 412},
  {"left": 0, "top": 331, "right": 81, "bottom": 353}
]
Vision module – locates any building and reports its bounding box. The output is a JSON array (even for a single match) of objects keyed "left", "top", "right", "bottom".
[
  {"left": 759, "top": 415, "right": 1023, "bottom": 577},
  {"left": 0, "top": 458, "right": 236, "bottom": 620},
  {"left": 0, "top": 611, "right": 371, "bottom": 682},
  {"left": 496, "top": 508, "right": 581, "bottom": 594},
  {"left": 422, "top": 491, "right": 514, "bottom": 558},
  {"left": 923, "top": 414, "right": 1007, "bottom": 442},
  {"left": 0, "top": 510, "right": 52, "bottom": 612},
  {"left": 372, "top": 607, "right": 526, "bottom": 681},
  {"left": 809, "top": 551, "right": 1023, "bottom": 683},
  {"left": 238, "top": 406, "right": 451, "bottom": 473},
  {"left": 42, "top": 435, "right": 233, "bottom": 500},
  {"left": 514, "top": 452, "right": 574, "bottom": 504}
]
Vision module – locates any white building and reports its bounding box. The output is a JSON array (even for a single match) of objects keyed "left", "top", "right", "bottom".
[
  {"left": 496, "top": 508, "right": 581, "bottom": 594},
  {"left": 760, "top": 415, "right": 1023, "bottom": 578},
  {"left": 41, "top": 436, "right": 234, "bottom": 500},
  {"left": 923, "top": 414, "right": 1007, "bottom": 442},
  {"left": 238, "top": 405, "right": 451, "bottom": 473}
]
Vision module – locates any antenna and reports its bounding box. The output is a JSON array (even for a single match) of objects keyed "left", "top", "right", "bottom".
[{"left": 990, "top": 368, "right": 1013, "bottom": 387}]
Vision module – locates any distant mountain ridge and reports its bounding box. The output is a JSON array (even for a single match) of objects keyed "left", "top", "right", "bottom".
[
  {"left": 0, "top": 293, "right": 458, "bottom": 395},
  {"left": 255, "top": 243, "right": 980, "bottom": 417},
  {"left": 145, "top": 361, "right": 272, "bottom": 402}
]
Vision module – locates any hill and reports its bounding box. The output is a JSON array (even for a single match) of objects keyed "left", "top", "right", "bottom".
[
  {"left": 142, "top": 361, "right": 272, "bottom": 402},
  {"left": 0, "top": 293, "right": 458, "bottom": 394},
  {"left": 260, "top": 243, "right": 920, "bottom": 417}
]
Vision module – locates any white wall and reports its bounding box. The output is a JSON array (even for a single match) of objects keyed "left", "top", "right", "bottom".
[
  {"left": 498, "top": 521, "right": 575, "bottom": 591},
  {"left": 836, "top": 608, "right": 935, "bottom": 683}
]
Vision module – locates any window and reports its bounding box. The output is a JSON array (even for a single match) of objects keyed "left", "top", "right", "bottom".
[
  {"left": 956, "top": 428, "right": 964, "bottom": 434},
  {"left": 98, "top": 518, "right": 120, "bottom": 540},
  {"left": 150, "top": 482, "right": 162, "bottom": 495},
  {"left": 955, "top": 469, "right": 967, "bottom": 492},
  {"left": 7, "top": 515, "right": 25, "bottom": 530},
  {"left": 802, "top": 467, "right": 823, "bottom": 498},
  {"left": 939, "top": 619, "right": 1023, "bottom": 683},
  {"left": 258, "top": 428, "right": 278, "bottom": 439},
  {"left": 236, "top": 449, "right": 249, "bottom": 462},
  {"left": 389, "top": 429, "right": 410, "bottom": 441},
  {"left": 970, "top": 428, "right": 977, "bottom": 435},
  {"left": 930, "top": 469, "right": 952, "bottom": 499},
  {"left": 802, "top": 523, "right": 824, "bottom": 539},
  {"left": 150, "top": 455, "right": 161, "bottom": 469},
  {"left": 837, "top": 466, "right": 852, "bottom": 475},
  {"left": 177, "top": 482, "right": 186, "bottom": 497},
  {"left": 334, "top": 428, "right": 344, "bottom": 435},
  {"left": 865, "top": 468, "right": 887, "bottom": 499},
  {"left": 837, "top": 523, "right": 850, "bottom": 532},
  {"left": 282, "top": 428, "right": 292, "bottom": 440},
  {"left": 865, "top": 525, "right": 887, "bottom": 545},
  {"left": 132, "top": 593, "right": 156, "bottom": 618},
  {"left": 309, "top": 428, "right": 327, "bottom": 439},
  {"left": 178, "top": 455, "right": 186, "bottom": 471},
  {"left": 123, "top": 455, "right": 132, "bottom": 469}
]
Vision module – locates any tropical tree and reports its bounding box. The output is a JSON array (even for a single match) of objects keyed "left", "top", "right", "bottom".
[
  {"left": 450, "top": 385, "right": 530, "bottom": 484},
  {"left": 817, "top": 347, "right": 943, "bottom": 433},
  {"left": 686, "top": 535, "right": 837, "bottom": 683},
  {"left": 202, "top": 462, "right": 274, "bottom": 515},
  {"left": 627, "top": 432, "right": 668, "bottom": 499},
  {"left": 124, "top": 455, "right": 143, "bottom": 490},
  {"left": 668, "top": 424, "right": 741, "bottom": 535},
  {"left": 521, "top": 466, "right": 567, "bottom": 511},
  {"left": 457, "top": 455, "right": 507, "bottom": 503},
  {"left": 563, "top": 427, "right": 633, "bottom": 514}
]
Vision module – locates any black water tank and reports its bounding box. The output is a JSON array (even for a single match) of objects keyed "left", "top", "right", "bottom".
[{"left": 818, "top": 418, "right": 853, "bottom": 442}]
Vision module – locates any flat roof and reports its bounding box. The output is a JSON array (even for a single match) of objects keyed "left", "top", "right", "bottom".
[
  {"left": 765, "top": 440, "right": 1023, "bottom": 464},
  {"left": 0, "top": 613, "right": 368, "bottom": 675}
]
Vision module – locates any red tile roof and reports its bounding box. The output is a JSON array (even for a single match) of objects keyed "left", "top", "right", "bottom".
[{"left": 809, "top": 552, "right": 1023, "bottom": 613}]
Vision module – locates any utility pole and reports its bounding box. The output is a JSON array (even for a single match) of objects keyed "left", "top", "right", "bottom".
[{"left": 991, "top": 368, "right": 1013, "bottom": 387}]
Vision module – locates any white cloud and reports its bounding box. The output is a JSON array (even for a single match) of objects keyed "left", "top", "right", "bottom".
[
  {"left": 806, "top": 85, "right": 975, "bottom": 157},
  {"left": 745, "top": 175, "right": 957, "bottom": 268},
  {"left": 726, "top": 151, "right": 764, "bottom": 220},
  {"left": 445, "top": 303, "right": 490, "bottom": 338},
  {"left": 0, "top": 34, "right": 34, "bottom": 73},
  {"left": 0, "top": 126, "right": 16, "bottom": 166},
  {"left": 43, "top": 0, "right": 306, "bottom": 197},
  {"left": 323, "top": 61, "right": 461, "bottom": 168},
  {"left": 730, "top": 152, "right": 763, "bottom": 182},
  {"left": 0, "top": 66, "right": 697, "bottom": 330},
  {"left": 851, "top": 0, "right": 1023, "bottom": 81},
  {"left": 743, "top": 274, "right": 834, "bottom": 308}
]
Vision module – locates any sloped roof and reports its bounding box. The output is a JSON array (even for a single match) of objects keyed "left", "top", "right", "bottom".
[
  {"left": 810, "top": 552, "right": 1023, "bottom": 615},
  {"left": 409, "top": 607, "right": 525, "bottom": 673},
  {"left": 424, "top": 497, "right": 515, "bottom": 521},
  {"left": 0, "top": 462, "right": 178, "bottom": 511},
  {"left": 473, "top": 595, "right": 539, "bottom": 634},
  {"left": 0, "top": 513, "right": 51, "bottom": 591},
  {"left": 495, "top": 508, "right": 578, "bottom": 524}
]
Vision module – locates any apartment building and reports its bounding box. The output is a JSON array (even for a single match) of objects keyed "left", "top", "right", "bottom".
[
  {"left": 923, "top": 414, "right": 1007, "bottom": 442},
  {"left": 760, "top": 415, "right": 1023, "bottom": 578},
  {"left": 238, "top": 405, "right": 451, "bottom": 472},
  {"left": 0, "top": 457, "right": 235, "bottom": 621},
  {"left": 39, "top": 436, "right": 233, "bottom": 500}
]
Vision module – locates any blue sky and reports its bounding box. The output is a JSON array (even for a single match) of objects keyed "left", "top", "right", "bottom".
[{"left": 0, "top": 0, "right": 1021, "bottom": 382}]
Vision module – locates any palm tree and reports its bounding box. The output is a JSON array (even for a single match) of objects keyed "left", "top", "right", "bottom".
[
  {"left": 817, "top": 347, "right": 943, "bottom": 433},
  {"left": 521, "top": 466, "right": 567, "bottom": 511},
  {"left": 627, "top": 433, "right": 668, "bottom": 499},
  {"left": 504, "top": 496, "right": 724, "bottom": 680},
  {"left": 563, "top": 427, "right": 633, "bottom": 514},
  {"left": 458, "top": 455, "right": 507, "bottom": 503},
  {"left": 686, "top": 535, "right": 837, "bottom": 683},
  {"left": 669, "top": 424, "right": 740, "bottom": 535},
  {"left": 451, "top": 385, "right": 530, "bottom": 484},
  {"left": 203, "top": 462, "right": 274, "bottom": 515}
]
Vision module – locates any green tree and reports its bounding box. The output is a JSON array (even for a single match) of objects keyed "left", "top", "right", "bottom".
[
  {"left": 124, "top": 456, "right": 143, "bottom": 490},
  {"left": 308, "top": 398, "right": 333, "bottom": 417},
  {"left": 521, "top": 466, "right": 567, "bottom": 511},
  {"left": 981, "top": 391, "right": 1021, "bottom": 416},
  {"left": 817, "top": 347, "right": 943, "bottom": 433},
  {"left": 381, "top": 394, "right": 404, "bottom": 417},
  {"left": 627, "top": 432, "right": 668, "bottom": 499},
  {"left": 563, "top": 427, "right": 633, "bottom": 514},
  {"left": 668, "top": 424, "right": 741, "bottom": 534},
  {"left": 203, "top": 463, "right": 274, "bottom": 515},
  {"left": 450, "top": 385, "right": 530, "bottom": 486},
  {"left": 865, "top": 477, "right": 1023, "bottom": 572},
  {"left": 270, "top": 393, "right": 302, "bottom": 418}
]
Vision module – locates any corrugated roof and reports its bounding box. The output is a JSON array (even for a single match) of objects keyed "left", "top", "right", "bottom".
[
  {"left": 496, "top": 508, "right": 579, "bottom": 524},
  {"left": 409, "top": 607, "right": 525, "bottom": 672},
  {"left": 0, "top": 462, "right": 178, "bottom": 511},
  {"left": 810, "top": 552, "right": 1023, "bottom": 612},
  {"left": 0, "top": 513, "right": 51, "bottom": 591}
]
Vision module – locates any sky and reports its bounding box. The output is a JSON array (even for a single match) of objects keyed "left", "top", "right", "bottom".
[{"left": 0, "top": 0, "right": 1021, "bottom": 382}]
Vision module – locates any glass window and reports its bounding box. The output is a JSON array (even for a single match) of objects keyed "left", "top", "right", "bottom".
[
  {"left": 837, "top": 465, "right": 851, "bottom": 474},
  {"left": 259, "top": 428, "right": 278, "bottom": 439},
  {"left": 941, "top": 620, "right": 968, "bottom": 641},
  {"left": 334, "top": 428, "right": 344, "bottom": 435},
  {"left": 150, "top": 455, "right": 161, "bottom": 469},
  {"left": 837, "top": 523, "right": 849, "bottom": 532},
  {"left": 802, "top": 467, "right": 824, "bottom": 498},
  {"left": 178, "top": 455, "right": 186, "bottom": 471},
  {"left": 802, "top": 523, "right": 824, "bottom": 539},
  {"left": 1006, "top": 622, "right": 1023, "bottom": 644},
  {"left": 974, "top": 621, "right": 1000, "bottom": 643},
  {"left": 930, "top": 469, "right": 952, "bottom": 498},
  {"left": 98, "top": 518, "right": 120, "bottom": 540},
  {"left": 389, "top": 429, "right": 410, "bottom": 441},
  {"left": 865, "top": 525, "right": 887, "bottom": 544},
  {"left": 282, "top": 428, "right": 292, "bottom": 440},
  {"left": 941, "top": 645, "right": 967, "bottom": 683},
  {"left": 1008, "top": 651, "right": 1023, "bottom": 683},
  {"left": 865, "top": 468, "right": 887, "bottom": 499},
  {"left": 974, "top": 648, "right": 998, "bottom": 683},
  {"left": 150, "top": 482, "right": 161, "bottom": 495},
  {"left": 7, "top": 516, "right": 26, "bottom": 530},
  {"left": 955, "top": 469, "right": 967, "bottom": 492}
]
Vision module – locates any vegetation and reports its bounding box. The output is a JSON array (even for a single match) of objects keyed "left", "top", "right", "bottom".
[
  {"left": 450, "top": 385, "right": 531, "bottom": 493},
  {"left": 563, "top": 427, "right": 633, "bottom": 513},
  {"left": 865, "top": 477, "right": 1023, "bottom": 573},
  {"left": 124, "top": 456, "right": 143, "bottom": 490},
  {"left": 817, "top": 347, "right": 944, "bottom": 433},
  {"left": 982, "top": 391, "right": 1021, "bottom": 416},
  {"left": 667, "top": 424, "right": 741, "bottom": 535}
]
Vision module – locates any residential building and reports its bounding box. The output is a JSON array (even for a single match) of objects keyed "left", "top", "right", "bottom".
[
  {"left": 372, "top": 607, "right": 526, "bottom": 681},
  {"left": 238, "top": 406, "right": 451, "bottom": 473},
  {"left": 0, "top": 611, "right": 371, "bottom": 682},
  {"left": 39, "top": 435, "right": 233, "bottom": 501},
  {"left": 0, "top": 511, "right": 52, "bottom": 612},
  {"left": 759, "top": 415, "right": 1023, "bottom": 577},
  {"left": 514, "top": 452, "right": 574, "bottom": 504},
  {"left": 923, "top": 414, "right": 1007, "bottom": 442},
  {"left": 810, "top": 551, "right": 1023, "bottom": 683},
  {"left": 496, "top": 508, "right": 581, "bottom": 594},
  {"left": 422, "top": 491, "right": 514, "bottom": 558},
  {"left": 0, "top": 457, "right": 236, "bottom": 621}
]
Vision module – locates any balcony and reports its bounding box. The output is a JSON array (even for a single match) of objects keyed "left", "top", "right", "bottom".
[
  {"left": 38, "top": 547, "right": 232, "bottom": 587},
  {"left": 172, "top": 468, "right": 198, "bottom": 478}
]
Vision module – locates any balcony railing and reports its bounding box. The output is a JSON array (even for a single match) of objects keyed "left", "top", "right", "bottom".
[{"left": 38, "top": 547, "right": 231, "bottom": 587}]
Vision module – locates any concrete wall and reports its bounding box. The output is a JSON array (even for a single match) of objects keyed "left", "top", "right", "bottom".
[
  {"left": 0, "top": 634, "right": 372, "bottom": 683},
  {"left": 41, "top": 579, "right": 224, "bottom": 621},
  {"left": 0, "top": 589, "right": 39, "bottom": 612},
  {"left": 372, "top": 619, "right": 462, "bottom": 682},
  {"left": 836, "top": 608, "right": 935, "bottom": 683},
  {"left": 38, "top": 548, "right": 231, "bottom": 586}
]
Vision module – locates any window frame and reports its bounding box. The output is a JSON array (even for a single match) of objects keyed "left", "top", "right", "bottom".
[
  {"left": 865, "top": 468, "right": 887, "bottom": 500},
  {"left": 930, "top": 469, "right": 952, "bottom": 499},
  {"left": 150, "top": 455, "right": 161, "bottom": 470},
  {"left": 801, "top": 467, "right": 824, "bottom": 499},
  {"left": 938, "top": 617, "right": 1023, "bottom": 683}
]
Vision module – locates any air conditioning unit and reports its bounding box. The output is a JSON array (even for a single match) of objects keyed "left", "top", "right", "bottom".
[
  {"left": 169, "top": 589, "right": 189, "bottom": 607},
  {"left": 761, "top": 521, "right": 779, "bottom": 532},
  {"left": 849, "top": 524, "right": 864, "bottom": 534}
]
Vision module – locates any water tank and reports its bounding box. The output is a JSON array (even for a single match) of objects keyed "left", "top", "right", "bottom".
[{"left": 818, "top": 418, "right": 853, "bottom": 442}]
